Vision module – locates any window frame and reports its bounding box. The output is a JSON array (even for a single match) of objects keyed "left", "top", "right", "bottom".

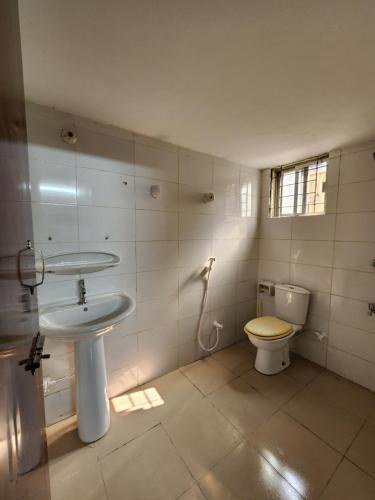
[{"left": 268, "top": 154, "right": 328, "bottom": 218}]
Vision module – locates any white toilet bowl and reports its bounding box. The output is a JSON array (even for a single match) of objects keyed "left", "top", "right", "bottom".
[
  {"left": 244, "top": 284, "right": 310, "bottom": 375},
  {"left": 247, "top": 324, "right": 302, "bottom": 375}
]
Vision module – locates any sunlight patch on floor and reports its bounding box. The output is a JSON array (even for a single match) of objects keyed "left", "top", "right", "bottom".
[{"left": 111, "top": 387, "right": 164, "bottom": 414}]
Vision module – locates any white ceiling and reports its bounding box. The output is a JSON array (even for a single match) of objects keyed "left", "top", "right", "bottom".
[{"left": 19, "top": 0, "right": 375, "bottom": 168}]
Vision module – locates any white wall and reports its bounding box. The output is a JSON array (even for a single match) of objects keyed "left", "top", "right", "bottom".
[
  {"left": 258, "top": 143, "right": 375, "bottom": 391},
  {"left": 26, "top": 103, "right": 260, "bottom": 424}
]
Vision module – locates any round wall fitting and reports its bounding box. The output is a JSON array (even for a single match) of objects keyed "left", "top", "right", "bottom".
[
  {"left": 61, "top": 128, "right": 78, "bottom": 144},
  {"left": 150, "top": 185, "right": 161, "bottom": 198}
]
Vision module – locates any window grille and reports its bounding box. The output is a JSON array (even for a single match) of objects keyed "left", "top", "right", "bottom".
[{"left": 269, "top": 154, "right": 328, "bottom": 217}]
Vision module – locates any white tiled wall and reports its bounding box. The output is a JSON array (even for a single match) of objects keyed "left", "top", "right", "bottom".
[
  {"left": 26, "top": 103, "right": 260, "bottom": 424},
  {"left": 258, "top": 144, "right": 375, "bottom": 391}
]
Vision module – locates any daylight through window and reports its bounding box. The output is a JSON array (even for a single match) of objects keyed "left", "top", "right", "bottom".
[{"left": 269, "top": 155, "right": 328, "bottom": 217}]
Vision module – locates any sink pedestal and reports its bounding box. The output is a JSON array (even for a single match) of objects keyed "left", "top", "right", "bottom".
[{"left": 75, "top": 336, "right": 110, "bottom": 443}]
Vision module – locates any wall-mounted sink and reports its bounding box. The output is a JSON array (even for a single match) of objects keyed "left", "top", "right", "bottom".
[
  {"left": 39, "top": 292, "right": 136, "bottom": 443},
  {"left": 39, "top": 292, "right": 136, "bottom": 341}
]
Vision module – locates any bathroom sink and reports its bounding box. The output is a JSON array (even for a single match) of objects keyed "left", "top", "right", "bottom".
[
  {"left": 39, "top": 291, "right": 136, "bottom": 443},
  {"left": 39, "top": 292, "right": 136, "bottom": 341}
]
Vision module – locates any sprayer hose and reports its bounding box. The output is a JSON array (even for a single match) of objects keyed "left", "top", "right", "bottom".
[{"left": 197, "top": 267, "right": 220, "bottom": 352}]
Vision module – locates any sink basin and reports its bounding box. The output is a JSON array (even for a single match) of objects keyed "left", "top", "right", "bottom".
[
  {"left": 39, "top": 292, "right": 136, "bottom": 341},
  {"left": 39, "top": 292, "right": 136, "bottom": 443}
]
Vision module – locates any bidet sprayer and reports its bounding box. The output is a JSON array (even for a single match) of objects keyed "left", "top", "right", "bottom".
[
  {"left": 201, "top": 257, "right": 216, "bottom": 278},
  {"left": 197, "top": 257, "right": 222, "bottom": 351}
]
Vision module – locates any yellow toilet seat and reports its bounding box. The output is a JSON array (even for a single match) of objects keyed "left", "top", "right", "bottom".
[{"left": 244, "top": 316, "right": 293, "bottom": 340}]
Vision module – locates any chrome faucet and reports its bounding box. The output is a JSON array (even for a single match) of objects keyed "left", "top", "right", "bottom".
[{"left": 78, "top": 279, "right": 87, "bottom": 305}]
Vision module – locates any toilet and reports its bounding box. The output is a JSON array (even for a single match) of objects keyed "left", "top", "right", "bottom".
[{"left": 244, "top": 284, "right": 310, "bottom": 375}]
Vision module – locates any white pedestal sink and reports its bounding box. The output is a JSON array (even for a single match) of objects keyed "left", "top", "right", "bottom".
[{"left": 39, "top": 293, "right": 136, "bottom": 443}]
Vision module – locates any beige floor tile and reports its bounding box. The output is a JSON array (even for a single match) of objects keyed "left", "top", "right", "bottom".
[
  {"left": 100, "top": 425, "right": 194, "bottom": 500},
  {"left": 94, "top": 390, "right": 165, "bottom": 457},
  {"left": 308, "top": 371, "right": 375, "bottom": 419},
  {"left": 95, "top": 369, "right": 202, "bottom": 458},
  {"left": 347, "top": 422, "right": 375, "bottom": 478},
  {"left": 367, "top": 406, "right": 375, "bottom": 426},
  {"left": 213, "top": 344, "right": 255, "bottom": 375},
  {"left": 320, "top": 459, "right": 375, "bottom": 500},
  {"left": 241, "top": 368, "right": 301, "bottom": 406},
  {"left": 209, "top": 378, "right": 277, "bottom": 438},
  {"left": 199, "top": 440, "right": 302, "bottom": 500},
  {"left": 144, "top": 369, "right": 204, "bottom": 421},
  {"left": 178, "top": 484, "right": 206, "bottom": 500},
  {"left": 251, "top": 411, "right": 341, "bottom": 499},
  {"left": 285, "top": 355, "right": 323, "bottom": 386},
  {"left": 46, "top": 415, "right": 81, "bottom": 454},
  {"left": 237, "top": 338, "right": 256, "bottom": 353},
  {"left": 180, "top": 357, "right": 236, "bottom": 395},
  {"left": 46, "top": 353, "right": 375, "bottom": 500},
  {"left": 47, "top": 417, "right": 106, "bottom": 500},
  {"left": 163, "top": 397, "right": 241, "bottom": 479},
  {"left": 285, "top": 387, "right": 363, "bottom": 453}
]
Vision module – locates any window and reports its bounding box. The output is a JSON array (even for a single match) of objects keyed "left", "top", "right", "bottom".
[{"left": 269, "top": 155, "right": 328, "bottom": 217}]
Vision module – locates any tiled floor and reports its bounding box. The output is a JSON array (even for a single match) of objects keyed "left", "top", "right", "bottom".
[{"left": 47, "top": 341, "right": 375, "bottom": 500}]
